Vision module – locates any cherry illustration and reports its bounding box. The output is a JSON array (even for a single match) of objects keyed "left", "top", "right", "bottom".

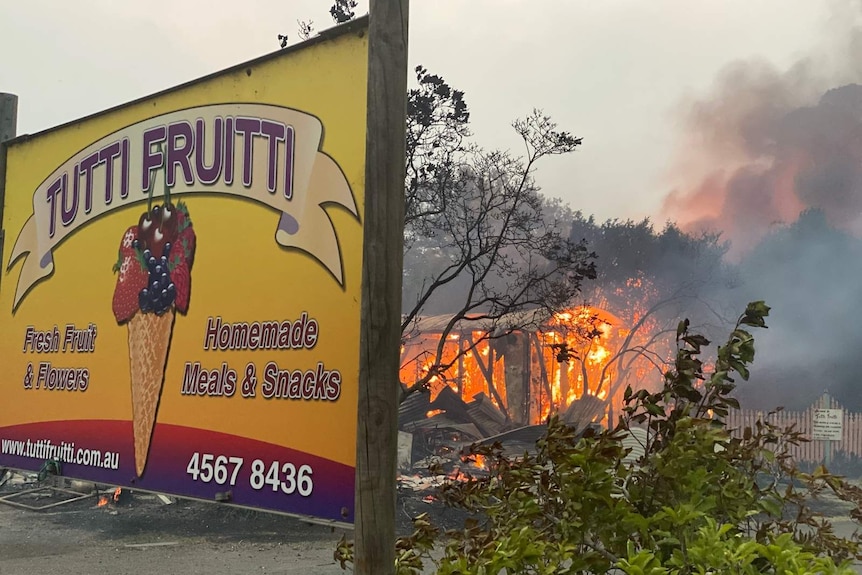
[{"left": 136, "top": 203, "right": 178, "bottom": 259}]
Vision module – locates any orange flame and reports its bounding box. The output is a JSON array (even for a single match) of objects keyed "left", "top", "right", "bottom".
[
  {"left": 447, "top": 468, "right": 471, "bottom": 482},
  {"left": 97, "top": 496, "right": 109, "bottom": 507},
  {"left": 545, "top": 306, "right": 620, "bottom": 414},
  {"left": 399, "top": 297, "right": 662, "bottom": 426}
]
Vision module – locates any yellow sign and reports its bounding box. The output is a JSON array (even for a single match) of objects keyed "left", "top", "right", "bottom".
[{"left": 0, "top": 22, "right": 367, "bottom": 524}]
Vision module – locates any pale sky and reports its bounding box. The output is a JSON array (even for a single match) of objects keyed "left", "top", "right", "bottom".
[{"left": 0, "top": 0, "right": 851, "bottom": 223}]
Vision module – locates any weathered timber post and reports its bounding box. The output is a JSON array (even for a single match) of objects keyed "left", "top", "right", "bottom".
[
  {"left": 0, "top": 93, "right": 19, "bottom": 281},
  {"left": 354, "top": 2, "right": 409, "bottom": 575},
  {"left": 821, "top": 391, "right": 833, "bottom": 468}
]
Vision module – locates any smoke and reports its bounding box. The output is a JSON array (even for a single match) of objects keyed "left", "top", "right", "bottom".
[
  {"left": 662, "top": 1, "right": 862, "bottom": 257},
  {"left": 659, "top": 2, "right": 862, "bottom": 411}
]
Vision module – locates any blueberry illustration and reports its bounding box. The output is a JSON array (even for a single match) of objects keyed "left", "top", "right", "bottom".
[{"left": 139, "top": 290, "right": 150, "bottom": 311}]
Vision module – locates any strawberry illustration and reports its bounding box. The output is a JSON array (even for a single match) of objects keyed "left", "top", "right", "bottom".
[
  {"left": 175, "top": 206, "right": 188, "bottom": 230},
  {"left": 174, "top": 202, "right": 195, "bottom": 268},
  {"left": 172, "top": 260, "right": 191, "bottom": 313},
  {"left": 119, "top": 226, "right": 138, "bottom": 258},
  {"left": 112, "top": 253, "right": 148, "bottom": 323},
  {"left": 177, "top": 227, "right": 196, "bottom": 268}
]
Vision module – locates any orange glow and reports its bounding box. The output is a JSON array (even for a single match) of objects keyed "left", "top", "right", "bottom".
[
  {"left": 426, "top": 409, "right": 444, "bottom": 418},
  {"left": 544, "top": 306, "right": 619, "bottom": 413},
  {"left": 97, "top": 496, "right": 109, "bottom": 507},
  {"left": 113, "top": 487, "right": 122, "bottom": 502},
  {"left": 399, "top": 333, "right": 498, "bottom": 403},
  {"left": 400, "top": 299, "right": 663, "bottom": 426},
  {"left": 447, "top": 468, "right": 471, "bottom": 482},
  {"left": 473, "top": 454, "right": 487, "bottom": 469}
]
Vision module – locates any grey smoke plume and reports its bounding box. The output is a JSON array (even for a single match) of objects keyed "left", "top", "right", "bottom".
[
  {"left": 660, "top": 2, "right": 862, "bottom": 411},
  {"left": 664, "top": 76, "right": 862, "bottom": 256},
  {"left": 663, "top": 2, "right": 862, "bottom": 256}
]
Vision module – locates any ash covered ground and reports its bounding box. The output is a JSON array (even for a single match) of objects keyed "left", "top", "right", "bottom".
[{"left": 0, "top": 470, "right": 466, "bottom": 575}]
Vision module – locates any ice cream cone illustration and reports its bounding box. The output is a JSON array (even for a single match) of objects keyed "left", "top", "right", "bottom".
[
  {"left": 112, "top": 177, "right": 195, "bottom": 477},
  {"left": 128, "top": 310, "right": 174, "bottom": 476}
]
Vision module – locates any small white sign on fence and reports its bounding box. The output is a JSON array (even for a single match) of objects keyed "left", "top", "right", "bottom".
[{"left": 812, "top": 408, "right": 844, "bottom": 441}]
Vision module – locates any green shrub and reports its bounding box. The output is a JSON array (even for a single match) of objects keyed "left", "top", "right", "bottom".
[{"left": 338, "top": 302, "right": 862, "bottom": 573}]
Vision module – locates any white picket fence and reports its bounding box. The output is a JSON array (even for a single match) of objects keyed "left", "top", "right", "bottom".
[{"left": 726, "top": 396, "right": 862, "bottom": 464}]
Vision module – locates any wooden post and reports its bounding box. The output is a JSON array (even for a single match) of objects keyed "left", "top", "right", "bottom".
[
  {"left": 531, "top": 334, "right": 553, "bottom": 416},
  {"left": 354, "top": 2, "right": 409, "bottom": 575},
  {"left": 522, "top": 332, "right": 531, "bottom": 424},
  {"left": 821, "top": 391, "right": 832, "bottom": 468},
  {"left": 0, "top": 93, "right": 19, "bottom": 282},
  {"left": 457, "top": 336, "right": 465, "bottom": 397},
  {"left": 503, "top": 334, "right": 527, "bottom": 425},
  {"left": 559, "top": 360, "right": 570, "bottom": 410}
]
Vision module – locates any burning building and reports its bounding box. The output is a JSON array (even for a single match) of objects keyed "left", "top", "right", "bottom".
[{"left": 399, "top": 305, "right": 649, "bottom": 431}]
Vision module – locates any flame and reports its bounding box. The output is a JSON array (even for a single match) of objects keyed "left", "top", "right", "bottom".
[
  {"left": 567, "top": 361, "right": 577, "bottom": 405},
  {"left": 426, "top": 409, "right": 444, "bottom": 418},
  {"left": 473, "top": 454, "right": 487, "bottom": 469},
  {"left": 400, "top": 297, "right": 662, "bottom": 426},
  {"left": 545, "top": 305, "right": 621, "bottom": 414},
  {"left": 447, "top": 468, "right": 471, "bottom": 482},
  {"left": 588, "top": 345, "right": 611, "bottom": 364},
  {"left": 97, "top": 496, "right": 109, "bottom": 507}
]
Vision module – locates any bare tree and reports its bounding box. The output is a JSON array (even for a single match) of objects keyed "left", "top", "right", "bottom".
[
  {"left": 297, "top": 20, "right": 314, "bottom": 41},
  {"left": 283, "top": 5, "right": 596, "bottom": 406},
  {"left": 551, "top": 217, "right": 735, "bottom": 422},
  {"left": 400, "top": 91, "right": 596, "bottom": 402},
  {"left": 282, "top": 0, "right": 353, "bottom": 48}
]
